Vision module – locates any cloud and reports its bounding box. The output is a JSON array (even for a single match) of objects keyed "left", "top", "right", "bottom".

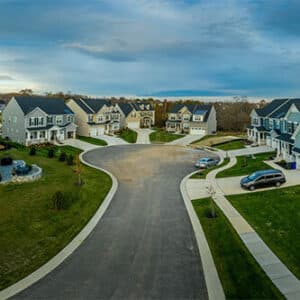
[{"left": 0, "top": 75, "right": 14, "bottom": 80}]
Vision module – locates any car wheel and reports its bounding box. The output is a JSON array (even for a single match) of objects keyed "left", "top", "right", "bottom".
[
  {"left": 275, "top": 181, "right": 281, "bottom": 187},
  {"left": 249, "top": 185, "right": 255, "bottom": 191}
]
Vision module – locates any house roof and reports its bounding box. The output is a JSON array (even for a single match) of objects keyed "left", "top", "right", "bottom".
[
  {"left": 269, "top": 98, "right": 300, "bottom": 118},
  {"left": 14, "top": 96, "right": 74, "bottom": 115},
  {"left": 293, "top": 147, "right": 300, "bottom": 154},
  {"left": 255, "top": 99, "right": 289, "bottom": 117},
  {"left": 118, "top": 103, "right": 134, "bottom": 117},
  {"left": 256, "top": 126, "right": 268, "bottom": 132},
  {"left": 169, "top": 103, "right": 213, "bottom": 122},
  {"left": 78, "top": 98, "right": 111, "bottom": 114},
  {"left": 130, "top": 102, "right": 153, "bottom": 111},
  {"left": 72, "top": 99, "right": 94, "bottom": 114},
  {"left": 275, "top": 133, "right": 294, "bottom": 144}
]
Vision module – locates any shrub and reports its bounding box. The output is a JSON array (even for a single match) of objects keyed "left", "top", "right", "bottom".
[
  {"left": 52, "top": 191, "right": 65, "bottom": 210},
  {"left": 52, "top": 191, "right": 79, "bottom": 210},
  {"left": 0, "top": 173, "right": 2, "bottom": 182},
  {"left": 67, "top": 154, "right": 74, "bottom": 165},
  {"left": 48, "top": 148, "right": 55, "bottom": 158},
  {"left": 59, "top": 151, "right": 67, "bottom": 162},
  {"left": 29, "top": 147, "right": 36, "bottom": 156},
  {"left": 0, "top": 156, "right": 13, "bottom": 166}
]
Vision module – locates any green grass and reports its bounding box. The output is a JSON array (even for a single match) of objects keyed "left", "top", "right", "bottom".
[
  {"left": 192, "top": 198, "right": 283, "bottom": 299},
  {"left": 190, "top": 158, "right": 230, "bottom": 179},
  {"left": 213, "top": 139, "right": 246, "bottom": 151},
  {"left": 191, "top": 132, "right": 246, "bottom": 145},
  {"left": 0, "top": 148, "right": 112, "bottom": 290},
  {"left": 150, "top": 129, "right": 183, "bottom": 143},
  {"left": 216, "top": 152, "right": 275, "bottom": 178},
  {"left": 118, "top": 129, "right": 137, "bottom": 143},
  {"left": 77, "top": 135, "right": 107, "bottom": 146},
  {"left": 228, "top": 186, "right": 300, "bottom": 279}
]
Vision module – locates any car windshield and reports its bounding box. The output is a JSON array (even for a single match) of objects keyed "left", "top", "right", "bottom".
[
  {"left": 199, "top": 158, "right": 210, "bottom": 162},
  {"left": 248, "top": 172, "right": 259, "bottom": 180}
]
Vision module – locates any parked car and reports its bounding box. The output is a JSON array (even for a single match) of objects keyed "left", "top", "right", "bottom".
[
  {"left": 195, "top": 157, "right": 219, "bottom": 169},
  {"left": 240, "top": 169, "right": 286, "bottom": 191}
]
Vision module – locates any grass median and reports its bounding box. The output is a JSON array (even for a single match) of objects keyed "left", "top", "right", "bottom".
[
  {"left": 0, "top": 148, "right": 112, "bottom": 290},
  {"left": 77, "top": 135, "right": 107, "bottom": 146},
  {"left": 192, "top": 198, "right": 283, "bottom": 299},
  {"left": 118, "top": 129, "right": 137, "bottom": 143}
]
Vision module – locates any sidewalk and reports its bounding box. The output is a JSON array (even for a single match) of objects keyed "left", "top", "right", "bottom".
[
  {"left": 133, "top": 128, "right": 154, "bottom": 144},
  {"left": 60, "top": 138, "right": 100, "bottom": 151},
  {"left": 168, "top": 134, "right": 204, "bottom": 146}
]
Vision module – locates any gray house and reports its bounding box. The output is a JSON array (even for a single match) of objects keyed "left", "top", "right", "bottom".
[
  {"left": 2, "top": 96, "right": 77, "bottom": 145},
  {"left": 166, "top": 103, "right": 217, "bottom": 135}
]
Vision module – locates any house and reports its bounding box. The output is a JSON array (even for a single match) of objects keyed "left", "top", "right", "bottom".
[
  {"left": 0, "top": 100, "right": 5, "bottom": 113},
  {"left": 67, "top": 99, "right": 155, "bottom": 137},
  {"left": 247, "top": 98, "right": 300, "bottom": 167},
  {"left": 2, "top": 96, "right": 77, "bottom": 145},
  {"left": 67, "top": 98, "right": 121, "bottom": 137},
  {"left": 117, "top": 102, "right": 155, "bottom": 129},
  {"left": 166, "top": 103, "right": 216, "bottom": 135}
]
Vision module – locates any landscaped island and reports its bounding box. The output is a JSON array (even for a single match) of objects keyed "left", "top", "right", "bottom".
[{"left": 0, "top": 145, "right": 112, "bottom": 290}]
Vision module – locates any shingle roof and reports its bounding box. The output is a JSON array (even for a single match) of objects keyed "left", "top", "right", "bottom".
[
  {"left": 118, "top": 103, "right": 134, "bottom": 116},
  {"left": 275, "top": 133, "right": 294, "bottom": 144},
  {"left": 72, "top": 99, "right": 94, "bottom": 114},
  {"left": 169, "top": 103, "right": 213, "bottom": 121},
  {"left": 293, "top": 147, "right": 300, "bottom": 154},
  {"left": 269, "top": 98, "right": 300, "bottom": 118},
  {"left": 131, "top": 102, "right": 154, "bottom": 111},
  {"left": 79, "top": 98, "right": 111, "bottom": 113},
  {"left": 255, "top": 99, "right": 289, "bottom": 117},
  {"left": 14, "top": 96, "right": 74, "bottom": 115}
]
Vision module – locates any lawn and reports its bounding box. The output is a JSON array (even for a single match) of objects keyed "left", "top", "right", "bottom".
[
  {"left": 192, "top": 198, "right": 283, "bottom": 299},
  {"left": 118, "top": 129, "right": 137, "bottom": 143},
  {"left": 77, "top": 135, "right": 107, "bottom": 146},
  {"left": 191, "top": 132, "right": 246, "bottom": 146},
  {"left": 213, "top": 139, "right": 246, "bottom": 151},
  {"left": 190, "top": 158, "right": 230, "bottom": 179},
  {"left": 228, "top": 185, "right": 300, "bottom": 279},
  {"left": 216, "top": 152, "right": 275, "bottom": 178},
  {"left": 150, "top": 129, "right": 183, "bottom": 143},
  {"left": 0, "top": 148, "right": 112, "bottom": 290}
]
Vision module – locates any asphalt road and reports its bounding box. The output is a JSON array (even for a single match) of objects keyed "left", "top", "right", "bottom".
[{"left": 15, "top": 145, "right": 215, "bottom": 300}]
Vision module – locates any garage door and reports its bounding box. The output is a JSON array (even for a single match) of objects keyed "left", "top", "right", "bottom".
[
  {"left": 190, "top": 128, "right": 206, "bottom": 135},
  {"left": 90, "top": 129, "right": 97, "bottom": 137},
  {"left": 128, "top": 121, "right": 140, "bottom": 129}
]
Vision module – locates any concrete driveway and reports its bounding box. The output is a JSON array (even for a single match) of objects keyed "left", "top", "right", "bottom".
[
  {"left": 216, "top": 160, "right": 300, "bottom": 195},
  {"left": 133, "top": 128, "right": 154, "bottom": 144},
  {"left": 94, "top": 134, "right": 129, "bottom": 146},
  {"left": 227, "top": 145, "right": 273, "bottom": 157},
  {"left": 15, "top": 145, "right": 213, "bottom": 300},
  {"left": 61, "top": 138, "right": 99, "bottom": 151},
  {"left": 168, "top": 134, "right": 204, "bottom": 146}
]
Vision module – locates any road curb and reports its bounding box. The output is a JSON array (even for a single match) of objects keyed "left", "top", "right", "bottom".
[
  {"left": 180, "top": 173, "right": 225, "bottom": 300},
  {"left": 0, "top": 150, "right": 118, "bottom": 300}
]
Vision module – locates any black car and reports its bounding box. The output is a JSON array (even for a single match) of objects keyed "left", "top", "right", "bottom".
[{"left": 240, "top": 169, "right": 286, "bottom": 191}]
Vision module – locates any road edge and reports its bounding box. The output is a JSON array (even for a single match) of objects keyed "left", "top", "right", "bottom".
[
  {"left": 0, "top": 150, "right": 118, "bottom": 300},
  {"left": 180, "top": 171, "right": 225, "bottom": 300}
]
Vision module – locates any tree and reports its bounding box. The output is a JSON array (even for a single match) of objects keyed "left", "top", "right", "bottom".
[
  {"left": 19, "top": 89, "right": 33, "bottom": 95},
  {"left": 74, "top": 155, "right": 83, "bottom": 186}
]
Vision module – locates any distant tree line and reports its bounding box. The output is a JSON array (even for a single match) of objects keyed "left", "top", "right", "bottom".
[{"left": 0, "top": 90, "right": 267, "bottom": 132}]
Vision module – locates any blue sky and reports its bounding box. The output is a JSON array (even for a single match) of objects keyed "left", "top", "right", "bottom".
[{"left": 0, "top": 0, "right": 300, "bottom": 97}]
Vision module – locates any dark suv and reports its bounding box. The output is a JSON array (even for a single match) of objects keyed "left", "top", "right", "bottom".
[{"left": 240, "top": 169, "right": 286, "bottom": 191}]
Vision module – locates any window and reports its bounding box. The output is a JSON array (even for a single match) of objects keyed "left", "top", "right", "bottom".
[
  {"left": 47, "top": 116, "right": 54, "bottom": 124},
  {"left": 98, "top": 115, "right": 103, "bottom": 122},
  {"left": 88, "top": 115, "right": 93, "bottom": 122},
  {"left": 56, "top": 116, "right": 63, "bottom": 124},
  {"left": 67, "top": 115, "right": 72, "bottom": 123},
  {"left": 29, "top": 117, "right": 44, "bottom": 127},
  {"left": 40, "top": 131, "right": 46, "bottom": 138}
]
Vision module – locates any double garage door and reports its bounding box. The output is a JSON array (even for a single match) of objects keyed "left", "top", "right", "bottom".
[
  {"left": 127, "top": 121, "right": 140, "bottom": 129},
  {"left": 90, "top": 127, "right": 104, "bottom": 136},
  {"left": 190, "top": 127, "right": 206, "bottom": 135}
]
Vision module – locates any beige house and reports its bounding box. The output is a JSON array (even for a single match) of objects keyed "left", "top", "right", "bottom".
[
  {"left": 117, "top": 102, "right": 155, "bottom": 129},
  {"left": 67, "top": 98, "right": 121, "bottom": 137},
  {"left": 166, "top": 103, "right": 216, "bottom": 135}
]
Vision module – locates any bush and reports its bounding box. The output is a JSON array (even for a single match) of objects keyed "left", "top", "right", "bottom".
[
  {"left": 0, "top": 173, "right": 2, "bottom": 182},
  {"left": 48, "top": 148, "right": 55, "bottom": 158},
  {"left": 52, "top": 191, "right": 79, "bottom": 210},
  {"left": 29, "top": 147, "right": 36, "bottom": 156},
  {"left": 0, "top": 156, "right": 13, "bottom": 166},
  {"left": 67, "top": 154, "right": 74, "bottom": 165},
  {"left": 59, "top": 152, "right": 67, "bottom": 162}
]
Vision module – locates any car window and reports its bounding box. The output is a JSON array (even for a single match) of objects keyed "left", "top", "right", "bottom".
[
  {"left": 265, "top": 175, "right": 274, "bottom": 179},
  {"left": 274, "top": 174, "right": 282, "bottom": 178},
  {"left": 255, "top": 176, "right": 265, "bottom": 182}
]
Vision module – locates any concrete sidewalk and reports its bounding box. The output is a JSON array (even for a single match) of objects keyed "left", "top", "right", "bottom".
[
  {"left": 94, "top": 134, "right": 129, "bottom": 146},
  {"left": 60, "top": 138, "right": 100, "bottom": 151}
]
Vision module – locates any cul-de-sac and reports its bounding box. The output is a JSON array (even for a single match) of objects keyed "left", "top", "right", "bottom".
[{"left": 1, "top": 1, "right": 300, "bottom": 300}]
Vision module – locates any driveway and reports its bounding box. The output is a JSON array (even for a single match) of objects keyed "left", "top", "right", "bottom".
[
  {"left": 216, "top": 160, "right": 300, "bottom": 195},
  {"left": 15, "top": 145, "right": 211, "bottom": 300},
  {"left": 227, "top": 145, "right": 273, "bottom": 157},
  {"left": 168, "top": 134, "right": 204, "bottom": 146},
  {"left": 94, "top": 134, "right": 129, "bottom": 146},
  {"left": 133, "top": 128, "right": 154, "bottom": 144},
  {"left": 61, "top": 138, "right": 99, "bottom": 151}
]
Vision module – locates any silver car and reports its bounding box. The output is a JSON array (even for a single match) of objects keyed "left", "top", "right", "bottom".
[{"left": 195, "top": 157, "right": 219, "bottom": 169}]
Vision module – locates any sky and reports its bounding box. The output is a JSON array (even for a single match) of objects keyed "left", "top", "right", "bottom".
[{"left": 0, "top": 0, "right": 300, "bottom": 97}]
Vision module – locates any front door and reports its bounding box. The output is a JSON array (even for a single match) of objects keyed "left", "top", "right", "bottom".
[{"left": 51, "top": 131, "right": 57, "bottom": 140}]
